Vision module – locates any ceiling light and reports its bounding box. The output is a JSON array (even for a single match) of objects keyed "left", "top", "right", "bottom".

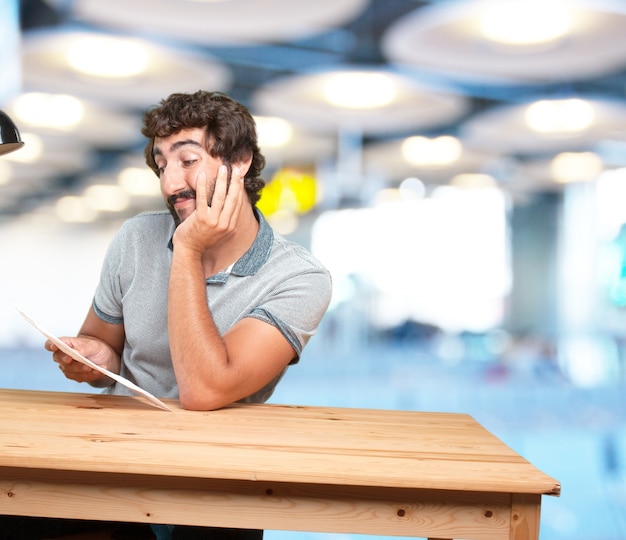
[
  {"left": 324, "top": 72, "right": 396, "bottom": 109},
  {"left": 84, "top": 184, "right": 130, "bottom": 212},
  {"left": 480, "top": 1, "right": 571, "bottom": 45},
  {"left": 67, "top": 35, "right": 148, "bottom": 78},
  {"left": 373, "top": 188, "right": 404, "bottom": 206},
  {"left": 13, "top": 93, "right": 84, "bottom": 129},
  {"left": 551, "top": 152, "right": 603, "bottom": 183},
  {"left": 0, "top": 110, "right": 24, "bottom": 156},
  {"left": 118, "top": 167, "right": 162, "bottom": 196},
  {"left": 254, "top": 116, "right": 293, "bottom": 148},
  {"left": 401, "top": 135, "right": 462, "bottom": 166},
  {"left": 451, "top": 173, "right": 497, "bottom": 189},
  {"left": 55, "top": 196, "right": 98, "bottom": 223},
  {"left": 399, "top": 177, "right": 426, "bottom": 200},
  {"left": 526, "top": 99, "right": 594, "bottom": 134}
]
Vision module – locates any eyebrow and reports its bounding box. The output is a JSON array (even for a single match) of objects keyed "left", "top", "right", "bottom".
[{"left": 153, "top": 139, "right": 203, "bottom": 158}]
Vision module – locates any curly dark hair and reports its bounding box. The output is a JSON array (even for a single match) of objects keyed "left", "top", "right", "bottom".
[{"left": 142, "top": 91, "right": 266, "bottom": 205}]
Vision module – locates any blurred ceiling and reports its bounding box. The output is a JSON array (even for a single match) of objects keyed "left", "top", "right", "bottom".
[{"left": 3, "top": 0, "right": 626, "bottom": 225}]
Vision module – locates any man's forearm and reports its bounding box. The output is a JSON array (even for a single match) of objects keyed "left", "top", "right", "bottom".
[{"left": 168, "top": 248, "right": 231, "bottom": 408}]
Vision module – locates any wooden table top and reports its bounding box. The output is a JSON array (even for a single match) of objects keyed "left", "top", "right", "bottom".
[{"left": 0, "top": 389, "right": 560, "bottom": 497}]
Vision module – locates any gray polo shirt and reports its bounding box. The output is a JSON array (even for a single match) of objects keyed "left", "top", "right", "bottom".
[{"left": 92, "top": 209, "right": 332, "bottom": 402}]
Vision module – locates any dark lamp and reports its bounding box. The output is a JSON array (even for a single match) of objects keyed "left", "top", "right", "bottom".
[{"left": 0, "top": 109, "right": 24, "bottom": 156}]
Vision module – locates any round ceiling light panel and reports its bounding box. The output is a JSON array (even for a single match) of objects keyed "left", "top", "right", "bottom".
[
  {"left": 252, "top": 68, "right": 469, "bottom": 135},
  {"left": 21, "top": 29, "right": 233, "bottom": 108},
  {"left": 68, "top": 0, "right": 369, "bottom": 45},
  {"left": 381, "top": 0, "right": 626, "bottom": 83}
]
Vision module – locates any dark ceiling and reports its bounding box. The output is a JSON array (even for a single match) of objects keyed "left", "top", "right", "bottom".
[
  {"left": 7, "top": 0, "right": 626, "bottom": 224},
  {"left": 18, "top": 0, "right": 626, "bottom": 144}
]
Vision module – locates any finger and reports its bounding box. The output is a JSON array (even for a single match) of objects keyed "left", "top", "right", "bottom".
[
  {"left": 230, "top": 166, "right": 244, "bottom": 197},
  {"left": 59, "top": 360, "right": 91, "bottom": 373},
  {"left": 222, "top": 166, "right": 245, "bottom": 221},
  {"left": 195, "top": 170, "right": 208, "bottom": 208},
  {"left": 53, "top": 352, "right": 73, "bottom": 365},
  {"left": 211, "top": 165, "right": 229, "bottom": 210},
  {"left": 58, "top": 363, "right": 94, "bottom": 382}
]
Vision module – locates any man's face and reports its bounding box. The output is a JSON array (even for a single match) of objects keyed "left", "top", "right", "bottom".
[{"left": 152, "top": 128, "right": 226, "bottom": 225}]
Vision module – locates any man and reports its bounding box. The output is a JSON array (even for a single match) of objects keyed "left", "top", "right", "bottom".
[
  {"left": 40, "top": 91, "right": 332, "bottom": 539},
  {"left": 51, "top": 90, "right": 331, "bottom": 410}
]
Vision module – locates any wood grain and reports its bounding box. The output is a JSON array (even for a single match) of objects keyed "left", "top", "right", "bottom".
[
  {"left": 0, "top": 389, "right": 560, "bottom": 495},
  {"left": 0, "top": 389, "right": 560, "bottom": 539},
  {"left": 0, "top": 468, "right": 514, "bottom": 539}
]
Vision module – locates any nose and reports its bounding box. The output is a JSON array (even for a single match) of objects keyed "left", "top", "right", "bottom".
[{"left": 160, "top": 164, "right": 188, "bottom": 196}]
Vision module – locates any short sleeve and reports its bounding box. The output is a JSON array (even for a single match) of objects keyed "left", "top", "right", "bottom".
[
  {"left": 92, "top": 222, "right": 128, "bottom": 324},
  {"left": 249, "top": 262, "right": 332, "bottom": 360}
]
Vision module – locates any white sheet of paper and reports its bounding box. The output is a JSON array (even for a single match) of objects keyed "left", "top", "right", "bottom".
[{"left": 16, "top": 307, "right": 172, "bottom": 412}]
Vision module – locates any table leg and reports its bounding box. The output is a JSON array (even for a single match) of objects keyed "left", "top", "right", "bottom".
[{"left": 510, "top": 493, "right": 541, "bottom": 540}]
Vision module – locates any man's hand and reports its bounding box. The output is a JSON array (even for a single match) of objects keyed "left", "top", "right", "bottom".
[
  {"left": 172, "top": 165, "right": 245, "bottom": 254},
  {"left": 46, "top": 335, "right": 118, "bottom": 385}
]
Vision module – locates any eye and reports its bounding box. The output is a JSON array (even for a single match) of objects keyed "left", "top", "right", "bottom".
[{"left": 182, "top": 159, "right": 198, "bottom": 167}]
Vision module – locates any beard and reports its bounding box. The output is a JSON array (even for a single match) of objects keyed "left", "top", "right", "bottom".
[
  {"left": 165, "top": 177, "right": 222, "bottom": 226},
  {"left": 166, "top": 189, "right": 196, "bottom": 227}
]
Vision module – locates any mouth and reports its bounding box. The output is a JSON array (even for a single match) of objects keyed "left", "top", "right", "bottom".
[
  {"left": 168, "top": 190, "right": 196, "bottom": 208},
  {"left": 167, "top": 191, "right": 197, "bottom": 226}
]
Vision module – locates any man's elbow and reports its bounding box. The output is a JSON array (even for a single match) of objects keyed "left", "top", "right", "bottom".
[{"left": 178, "top": 389, "right": 231, "bottom": 411}]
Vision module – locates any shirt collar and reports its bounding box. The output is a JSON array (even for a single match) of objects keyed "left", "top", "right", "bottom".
[
  {"left": 230, "top": 208, "right": 273, "bottom": 277},
  {"left": 168, "top": 208, "right": 273, "bottom": 280}
]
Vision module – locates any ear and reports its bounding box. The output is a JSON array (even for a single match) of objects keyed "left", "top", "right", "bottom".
[{"left": 234, "top": 154, "right": 253, "bottom": 176}]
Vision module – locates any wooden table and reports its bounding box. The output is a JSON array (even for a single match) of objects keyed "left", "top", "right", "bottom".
[{"left": 0, "top": 389, "right": 559, "bottom": 540}]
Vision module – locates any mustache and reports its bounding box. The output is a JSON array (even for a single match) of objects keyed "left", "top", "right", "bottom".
[{"left": 167, "top": 190, "right": 196, "bottom": 207}]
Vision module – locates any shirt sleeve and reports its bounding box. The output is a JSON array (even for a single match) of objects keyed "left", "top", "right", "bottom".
[
  {"left": 249, "top": 265, "right": 332, "bottom": 361},
  {"left": 92, "top": 222, "right": 128, "bottom": 324}
]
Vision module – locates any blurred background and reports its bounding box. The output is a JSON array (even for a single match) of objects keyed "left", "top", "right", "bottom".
[{"left": 1, "top": 0, "right": 626, "bottom": 538}]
